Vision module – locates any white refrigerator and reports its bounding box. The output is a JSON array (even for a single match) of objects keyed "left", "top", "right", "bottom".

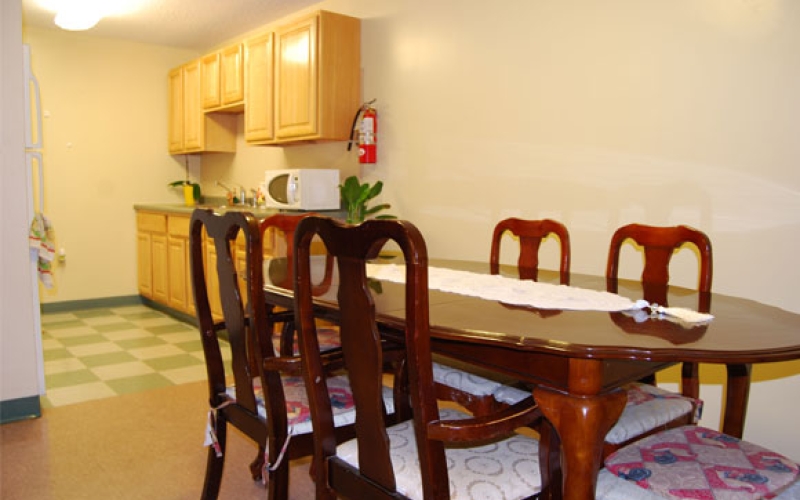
[{"left": 23, "top": 43, "right": 47, "bottom": 394}]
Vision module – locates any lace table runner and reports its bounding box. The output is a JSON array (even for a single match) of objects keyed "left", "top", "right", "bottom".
[{"left": 366, "top": 264, "right": 714, "bottom": 324}]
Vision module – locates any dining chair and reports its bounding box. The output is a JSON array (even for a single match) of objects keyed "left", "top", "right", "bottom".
[
  {"left": 429, "top": 217, "right": 572, "bottom": 416},
  {"left": 490, "top": 217, "right": 571, "bottom": 285},
  {"left": 603, "top": 223, "right": 711, "bottom": 454},
  {"left": 259, "top": 212, "right": 337, "bottom": 357},
  {"left": 293, "top": 216, "right": 544, "bottom": 500},
  {"left": 262, "top": 213, "right": 507, "bottom": 416},
  {"left": 595, "top": 425, "right": 800, "bottom": 499},
  {"left": 189, "top": 209, "right": 391, "bottom": 500}
]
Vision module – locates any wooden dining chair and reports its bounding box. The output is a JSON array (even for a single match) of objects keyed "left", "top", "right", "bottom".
[
  {"left": 429, "top": 217, "right": 573, "bottom": 416},
  {"left": 603, "top": 223, "right": 712, "bottom": 454},
  {"left": 293, "top": 216, "right": 544, "bottom": 500},
  {"left": 259, "top": 212, "right": 337, "bottom": 357},
  {"left": 189, "top": 209, "right": 385, "bottom": 500},
  {"left": 490, "top": 217, "right": 571, "bottom": 285}
]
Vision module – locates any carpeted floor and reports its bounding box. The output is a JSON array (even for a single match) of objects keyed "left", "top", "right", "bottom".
[{"left": 0, "top": 380, "right": 315, "bottom": 500}]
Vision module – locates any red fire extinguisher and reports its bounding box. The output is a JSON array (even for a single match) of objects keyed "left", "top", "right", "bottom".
[
  {"left": 349, "top": 100, "right": 377, "bottom": 164},
  {"left": 359, "top": 105, "right": 377, "bottom": 164}
]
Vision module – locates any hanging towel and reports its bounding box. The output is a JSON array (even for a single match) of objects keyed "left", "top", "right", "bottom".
[{"left": 29, "top": 213, "right": 55, "bottom": 289}]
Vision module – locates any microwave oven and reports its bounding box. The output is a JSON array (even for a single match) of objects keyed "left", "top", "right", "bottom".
[{"left": 264, "top": 169, "right": 341, "bottom": 210}]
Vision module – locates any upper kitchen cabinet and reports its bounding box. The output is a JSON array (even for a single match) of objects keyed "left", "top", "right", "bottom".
[
  {"left": 201, "top": 43, "right": 244, "bottom": 112},
  {"left": 271, "top": 11, "right": 361, "bottom": 144},
  {"left": 244, "top": 32, "right": 275, "bottom": 143},
  {"left": 168, "top": 60, "right": 236, "bottom": 154}
]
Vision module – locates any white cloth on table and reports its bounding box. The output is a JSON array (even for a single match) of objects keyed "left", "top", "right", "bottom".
[{"left": 366, "top": 263, "right": 713, "bottom": 325}]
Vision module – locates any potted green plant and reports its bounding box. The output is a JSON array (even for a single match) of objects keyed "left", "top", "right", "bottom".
[
  {"left": 168, "top": 179, "right": 201, "bottom": 207},
  {"left": 339, "top": 175, "right": 395, "bottom": 224}
]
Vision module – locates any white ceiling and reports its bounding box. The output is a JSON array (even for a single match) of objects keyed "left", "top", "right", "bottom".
[{"left": 21, "top": 0, "right": 319, "bottom": 51}]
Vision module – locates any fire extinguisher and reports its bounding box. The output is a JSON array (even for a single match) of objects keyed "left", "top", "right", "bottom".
[{"left": 349, "top": 100, "right": 377, "bottom": 164}]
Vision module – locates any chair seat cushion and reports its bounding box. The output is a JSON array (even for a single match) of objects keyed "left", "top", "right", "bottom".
[
  {"left": 597, "top": 469, "right": 800, "bottom": 500},
  {"left": 606, "top": 383, "right": 702, "bottom": 445},
  {"left": 602, "top": 425, "right": 800, "bottom": 500},
  {"left": 336, "top": 407, "right": 542, "bottom": 500},
  {"left": 272, "top": 326, "right": 342, "bottom": 355},
  {"left": 432, "top": 362, "right": 502, "bottom": 397},
  {"left": 225, "top": 375, "right": 395, "bottom": 436}
]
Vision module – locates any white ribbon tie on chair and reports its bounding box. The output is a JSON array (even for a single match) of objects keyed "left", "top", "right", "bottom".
[{"left": 366, "top": 264, "right": 714, "bottom": 325}]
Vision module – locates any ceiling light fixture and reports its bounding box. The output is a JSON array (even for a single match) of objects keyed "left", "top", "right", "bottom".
[
  {"left": 54, "top": 8, "right": 103, "bottom": 31},
  {"left": 36, "top": 0, "right": 148, "bottom": 32}
]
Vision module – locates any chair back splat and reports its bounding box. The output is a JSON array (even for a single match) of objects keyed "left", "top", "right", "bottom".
[
  {"left": 294, "top": 217, "right": 542, "bottom": 500},
  {"left": 490, "top": 217, "right": 571, "bottom": 285},
  {"left": 606, "top": 223, "right": 713, "bottom": 297}
]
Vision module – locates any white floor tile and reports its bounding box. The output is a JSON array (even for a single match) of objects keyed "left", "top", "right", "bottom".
[
  {"left": 45, "top": 382, "right": 117, "bottom": 406},
  {"left": 91, "top": 361, "right": 156, "bottom": 381},
  {"left": 67, "top": 342, "right": 123, "bottom": 357}
]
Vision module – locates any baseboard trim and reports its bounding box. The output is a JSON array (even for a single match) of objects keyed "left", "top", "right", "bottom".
[
  {"left": 0, "top": 395, "right": 41, "bottom": 424},
  {"left": 140, "top": 298, "right": 198, "bottom": 326},
  {"left": 41, "top": 295, "right": 143, "bottom": 314}
]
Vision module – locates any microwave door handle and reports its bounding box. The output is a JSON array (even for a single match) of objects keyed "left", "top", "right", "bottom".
[{"left": 287, "top": 176, "right": 298, "bottom": 205}]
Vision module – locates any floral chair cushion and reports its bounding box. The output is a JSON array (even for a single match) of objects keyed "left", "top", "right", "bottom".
[
  {"left": 271, "top": 326, "right": 342, "bottom": 355},
  {"left": 602, "top": 425, "right": 800, "bottom": 500},
  {"left": 336, "top": 407, "right": 542, "bottom": 500},
  {"left": 606, "top": 383, "right": 703, "bottom": 445},
  {"left": 225, "top": 375, "right": 395, "bottom": 436}
]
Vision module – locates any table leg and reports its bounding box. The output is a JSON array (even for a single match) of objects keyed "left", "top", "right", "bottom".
[
  {"left": 535, "top": 386, "right": 627, "bottom": 500},
  {"left": 722, "top": 363, "right": 752, "bottom": 438}
]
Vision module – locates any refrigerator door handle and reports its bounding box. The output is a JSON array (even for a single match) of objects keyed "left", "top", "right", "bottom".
[{"left": 23, "top": 44, "right": 42, "bottom": 150}]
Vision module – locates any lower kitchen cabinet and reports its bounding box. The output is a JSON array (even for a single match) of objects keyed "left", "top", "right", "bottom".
[
  {"left": 167, "top": 215, "right": 194, "bottom": 315},
  {"left": 136, "top": 212, "right": 169, "bottom": 304},
  {"left": 136, "top": 209, "right": 279, "bottom": 321}
]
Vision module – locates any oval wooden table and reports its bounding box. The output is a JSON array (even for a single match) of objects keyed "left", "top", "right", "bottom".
[{"left": 264, "top": 257, "right": 800, "bottom": 500}]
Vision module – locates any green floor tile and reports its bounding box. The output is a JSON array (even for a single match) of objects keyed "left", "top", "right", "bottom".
[
  {"left": 146, "top": 323, "right": 195, "bottom": 335},
  {"left": 80, "top": 351, "right": 138, "bottom": 368},
  {"left": 144, "top": 354, "right": 204, "bottom": 371},
  {"left": 119, "top": 311, "right": 166, "bottom": 321},
  {"left": 58, "top": 334, "right": 109, "bottom": 347},
  {"left": 172, "top": 340, "right": 203, "bottom": 353},
  {"left": 115, "top": 336, "right": 168, "bottom": 349},
  {"left": 46, "top": 369, "right": 100, "bottom": 389},
  {"left": 105, "top": 373, "right": 174, "bottom": 395},
  {"left": 43, "top": 348, "right": 73, "bottom": 361},
  {"left": 73, "top": 309, "right": 115, "bottom": 319},
  {"left": 43, "top": 320, "right": 86, "bottom": 330},
  {"left": 93, "top": 322, "right": 138, "bottom": 333}
]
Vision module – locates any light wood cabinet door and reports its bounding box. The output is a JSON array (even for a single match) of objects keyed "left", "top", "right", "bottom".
[
  {"left": 137, "top": 232, "right": 153, "bottom": 298},
  {"left": 151, "top": 233, "right": 169, "bottom": 304},
  {"left": 167, "top": 68, "right": 184, "bottom": 153},
  {"left": 274, "top": 11, "right": 361, "bottom": 142},
  {"left": 182, "top": 60, "right": 203, "bottom": 152},
  {"left": 201, "top": 52, "right": 221, "bottom": 109},
  {"left": 221, "top": 44, "right": 244, "bottom": 105},
  {"left": 275, "top": 15, "right": 317, "bottom": 139},
  {"left": 167, "top": 215, "right": 194, "bottom": 315},
  {"left": 244, "top": 32, "right": 274, "bottom": 143},
  {"left": 137, "top": 212, "right": 168, "bottom": 302}
]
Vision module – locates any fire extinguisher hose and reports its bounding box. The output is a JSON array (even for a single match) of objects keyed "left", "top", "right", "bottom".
[{"left": 347, "top": 99, "right": 376, "bottom": 151}]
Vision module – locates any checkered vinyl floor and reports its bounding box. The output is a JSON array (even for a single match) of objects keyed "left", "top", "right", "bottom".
[{"left": 41, "top": 304, "right": 218, "bottom": 408}]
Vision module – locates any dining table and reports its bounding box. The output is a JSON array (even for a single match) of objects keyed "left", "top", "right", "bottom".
[{"left": 262, "top": 256, "right": 800, "bottom": 500}]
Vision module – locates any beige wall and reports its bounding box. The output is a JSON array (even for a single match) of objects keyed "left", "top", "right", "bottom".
[
  {"left": 19, "top": 0, "right": 800, "bottom": 458},
  {"left": 22, "top": 26, "right": 199, "bottom": 303}
]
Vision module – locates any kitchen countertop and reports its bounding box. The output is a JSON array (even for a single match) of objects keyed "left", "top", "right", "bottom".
[{"left": 133, "top": 201, "right": 346, "bottom": 220}]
